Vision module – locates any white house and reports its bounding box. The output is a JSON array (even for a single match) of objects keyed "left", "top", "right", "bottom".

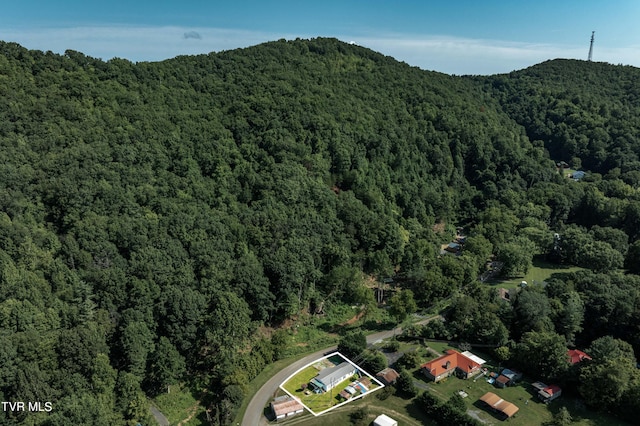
[{"left": 310, "top": 362, "right": 356, "bottom": 393}]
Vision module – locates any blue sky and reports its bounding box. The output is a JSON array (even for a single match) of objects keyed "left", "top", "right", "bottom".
[{"left": 2, "top": 1, "right": 639, "bottom": 75}]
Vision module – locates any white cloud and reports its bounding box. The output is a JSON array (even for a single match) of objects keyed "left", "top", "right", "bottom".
[
  {"left": 0, "top": 25, "right": 289, "bottom": 62},
  {"left": 1, "top": 25, "right": 638, "bottom": 74}
]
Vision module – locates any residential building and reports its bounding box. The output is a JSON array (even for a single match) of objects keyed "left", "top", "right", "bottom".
[
  {"left": 421, "top": 349, "right": 482, "bottom": 382},
  {"left": 494, "top": 368, "right": 522, "bottom": 388},
  {"left": 270, "top": 396, "right": 304, "bottom": 420},
  {"left": 538, "top": 384, "right": 562, "bottom": 403},
  {"left": 309, "top": 362, "right": 356, "bottom": 393},
  {"left": 568, "top": 349, "right": 592, "bottom": 364},
  {"left": 376, "top": 368, "right": 399, "bottom": 385}
]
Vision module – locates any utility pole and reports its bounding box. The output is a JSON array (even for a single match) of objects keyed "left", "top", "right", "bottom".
[{"left": 588, "top": 31, "right": 595, "bottom": 61}]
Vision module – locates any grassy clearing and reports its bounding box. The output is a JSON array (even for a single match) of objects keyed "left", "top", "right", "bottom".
[
  {"left": 427, "top": 372, "right": 554, "bottom": 425},
  {"left": 424, "top": 341, "right": 453, "bottom": 355},
  {"left": 412, "top": 362, "right": 630, "bottom": 426},
  {"left": 151, "top": 382, "right": 200, "bottom": 425},
  {"left": 486, "top": 256, "right": 584, "bottom": 289}
]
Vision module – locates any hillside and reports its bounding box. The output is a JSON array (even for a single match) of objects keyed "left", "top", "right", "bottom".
[
  {"left": 0, "top": 38, "right": 639, "bottom": 425},
  {"left": 485, "top": 59, "right": 640, "bottom": 175}
]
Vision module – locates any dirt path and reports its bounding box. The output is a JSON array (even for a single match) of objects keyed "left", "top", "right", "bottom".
[
  {"left": 341, "top": 310, "right": 365, "bottom": 326},
  {"left": 177, "top": 390, "right": 208, "bottom": 426}
]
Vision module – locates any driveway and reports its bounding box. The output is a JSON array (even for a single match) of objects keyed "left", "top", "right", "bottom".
[{"left": 150, "top": 404, "right": 170, "bottom": 426}]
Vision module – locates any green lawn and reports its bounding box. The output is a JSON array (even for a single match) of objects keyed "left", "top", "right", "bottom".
[
  {"left": 278, "top": 394, "right": 436, "bottom": 426},
  {"left": 151, "top": 382, "right": 201, "bottom": 425},
  {"left": 282, "top": 366, "right": 321, "bottom": 395},
  {"left": 282, "top": 364, "right": 381, "bottom": 414},
  {"left": 424, "top": 341, "right": 454, "bottom": 355},
  {"left": 486, "top": 256, "right": 584, "bottom": 289},
  {"left": 415, "top": 368, "right": 631, "bottom": 426},
  {"left": 427, "top": 373, "right": 554, "bottom": 425},
  {"left": 281, "top": 364, "right": 347, "bottom": 414}
]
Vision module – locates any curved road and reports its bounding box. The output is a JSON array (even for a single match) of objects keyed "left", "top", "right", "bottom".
[
  {"left": 242, "top": 318, "right": 440, "bottom": 426},
  {"left": 150, "top": 404, "right": 170, "bottom": 426}
]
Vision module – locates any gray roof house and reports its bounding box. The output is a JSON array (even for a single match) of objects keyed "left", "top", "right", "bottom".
[
  {"left": 310, "top": 362, "right": 357, "bottom": 393},
  {"left": 572, "top": 170, "right": 586, "bottom": 180}
]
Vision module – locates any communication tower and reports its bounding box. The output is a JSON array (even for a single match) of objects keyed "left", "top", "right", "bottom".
[{"left": 588, "top": 31, "right": 595, "bottom": 61}]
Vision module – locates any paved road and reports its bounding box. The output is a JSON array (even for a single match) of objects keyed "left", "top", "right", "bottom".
[
  {"left": 242, "top": 316, "right": 442, "bottom": 426},
  {"left": 150, "top": 404, "right": 170, "bottom": 426}
]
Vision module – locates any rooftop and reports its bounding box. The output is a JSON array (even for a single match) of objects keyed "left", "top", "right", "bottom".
[
  {"left": 421, "top": 349, "right": 482, "bottom": 377},
  {"left": 315, "top": 362, "right": 356, "bottom": 385},
  {"left": 271, "top": 397, "right": 304, "bottom": 417},
  {"left": 376, "top": 368, "right": 399, "bottom": 383},
  {"left": 479, "top": 392, "right": 519, "bottom": 418},
  {"left": 568, "top": 349, "right": 592, "bottom": 364}
]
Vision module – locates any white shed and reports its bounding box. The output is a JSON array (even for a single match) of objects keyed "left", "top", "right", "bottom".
[{"left": 374, "top": 414, "right": 398, "bottom": 426}]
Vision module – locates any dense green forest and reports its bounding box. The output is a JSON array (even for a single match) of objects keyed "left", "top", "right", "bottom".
[{"left": 0, "top": 38, "right": 639, "bottom": 425}]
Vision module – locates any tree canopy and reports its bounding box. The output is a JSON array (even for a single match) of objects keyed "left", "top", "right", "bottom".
[{"left": 0, "top": 38, "right": 640, "bottom": 424}]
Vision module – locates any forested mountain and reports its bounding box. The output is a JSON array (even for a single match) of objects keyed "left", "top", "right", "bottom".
[
  {"left": 485, "top": 59, "right": 640, "bottom": 176},
  {"left": 0, "top": 38, "right": 639, "bottom": 425}
]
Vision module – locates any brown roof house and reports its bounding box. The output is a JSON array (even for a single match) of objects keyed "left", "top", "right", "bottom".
[
  {"left": 376, "top": 368, "right": 400, "bottom": 385},
  {"left": 270, "top": 395, "right": 304, "bottom": 420},
  {"left": 479, "top": 392, "right": 519, "bottom": 420},
  {"left": 421, "top": 349, "right": 483, "bottom": 382},
  {"left": 493, "top": 368, "right": 522, "bottom": 388}
]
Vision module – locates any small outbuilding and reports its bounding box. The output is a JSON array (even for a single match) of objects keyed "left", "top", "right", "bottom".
[
  {"left": 498, "top": 368, "right": 522, "bottom": 386},
  {"left": 339, "top": 389, "right": 352, "bottom": 400},
  {"left": 494, "top": 374, "right": 510, "bottom": 388},
  {"left": 373, "top": 413, "right": 398, "bottom": 426},
  {"left": 344, "top": 385, "right": 357, "bottom": 395},
  {"left": 270, "top": 395, "right": 304, "bottom": 420},
  {"left": 479, "top": 392, "right": 519, "bottom": 420},
  {"left": 376, "top": 368, "right": 399, "bottom": 385},
  {"left": 538, "top": 384, "right": 562, "bottom": 403},
  {"left": 358, "top": 377, "right": 372, "bottom": 388}
]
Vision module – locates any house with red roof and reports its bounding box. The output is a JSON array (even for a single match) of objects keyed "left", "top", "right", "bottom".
[
  {"left": 532, "top": 381, "right": 562, "bottom": 403},
  {"left": 539, "top": 384, "right": 562, "bottom": 403},
  {"left": 421, "top": 349, "right": 482, "bottom": 382},
  {"left": 568, "top": 349, "right": 592, "bottom": 365}
]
